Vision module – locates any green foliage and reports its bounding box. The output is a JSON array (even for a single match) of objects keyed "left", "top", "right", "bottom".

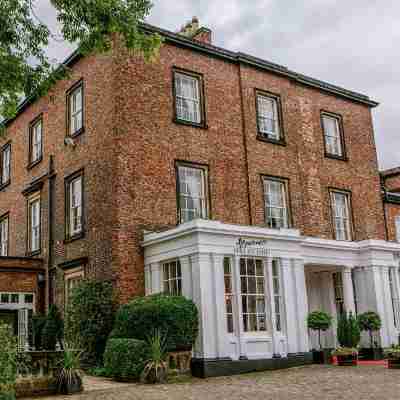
[
  {"left": 111, "top": 294, "right": 199, "bottom": 352},
  {"left": 57, "top": 343, "right": 82, "bottom": 391},
  {"left": 358, "top": 311, "right": 382, "bottom": 348},
  {"left": 104, "top": 338, "right": 149, "bottom": 381},
  {"left": 0, "top": 0, "right": 161, "bottom": 123},
  {"left": 42, "top": 305, "right": 64, "bottom": 350},
  {"left": 307, "top": 311, "right": 333, "bottom": 350},
  {"left": 0, "top": 324, "right": 17, "bottom": 400},
  {"left": 337, "top": 312, "right": 361, "bottom": 349},
  {"left": 65, "top": 280, "right": 115, "bottom": 367},
  {"left": 31, "top": 314, "right": 47, "bottom": 350},
  {"left": 384, "top": 345, "right": 400, "bottom": 360}
]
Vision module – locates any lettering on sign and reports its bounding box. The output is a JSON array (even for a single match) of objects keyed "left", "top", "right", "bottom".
[{"left": 234, "top": 238, "right": 270, "bottom": 257}]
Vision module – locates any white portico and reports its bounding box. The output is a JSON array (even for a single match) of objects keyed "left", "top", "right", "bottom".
[{"left": 142, "top": 219, "right": 400, "bottom": 376}]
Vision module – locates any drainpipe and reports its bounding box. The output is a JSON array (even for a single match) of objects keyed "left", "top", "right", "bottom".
[
  {"left": 238, "top": 62, "right": 253, "bottom": 226},
  {"left": 46, "top": 155, "right": 55, "bottom": 312}
]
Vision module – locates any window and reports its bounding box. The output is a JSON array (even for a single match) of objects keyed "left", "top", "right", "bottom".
[
  {"left": 240, "top": 258, "right": 266, "bottom": 332},
  {"left": 333, "top": 272, "right": 344, "bottom": 316},
  {"left": 65, "top": 268, "right": 84, "bottom": 304},
  {"left": 1, "top": 143, "right": 11, "bottom": 187},
  {"left": 389, "top": 268, "right": 400, "bottom": 328},
  {"left": 24, "top": 294, "right": 34, "bottom": 304},
  {"left": 263, "top": 177, "right": 290, "bottom": 229},
  {"left": 67, "top": 82, "right": 84, "bottom": 136},
  {"left": 0, "top": 214, "right": 9, "bottom": 256},
  {"left": 29, "top": 117, "right": 43, "bottom": 166},
  {"left": 223, "top": 257, "right": 234, "bottom": 333},
  {"left": 163, "top": 260, "right": 182, "bottom": 295},
  {"left": 65, "top": 171, "right": 84, "bottom": 240},
  {"left": 330, "top": 190, "right": 352, "bottom": 241},
  {"left": 27, "top": 193, "right": 41, "bottom": 254},
  {"left": 256, "top": 92, "right": 282, "bottom": 141},
  {"left": 271, "top": 259, "right": 283, "bottom": 332},
  {"left": 173, "top": 70, "right": 204, "bottom": 126},
  {"left": 177, "top": 163, "right": 208, "bottom": 223},
  {"left": 322, "top": 113, "right": 345, "bottom": 158}
]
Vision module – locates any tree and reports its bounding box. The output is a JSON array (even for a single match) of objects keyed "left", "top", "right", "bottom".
[
  {"left": 337, "top": 312, "right": 361, "bottom": 349},
  {"left": 307, "top": 311, "right": 332, "bottom": 350},
  {"left": 0, "top": 0, "right": 161, "bottom": 121},
  {"left": 357, "top": 311, "right": 381, "bottom": 348}
]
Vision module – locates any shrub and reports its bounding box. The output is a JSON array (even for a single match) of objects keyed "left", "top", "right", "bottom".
[
  {"left": 42, "top": 305, "right": 64, "bottom": 351},
  {"left": 31, "top": 315, "right": 47, "bottom": 350},
  {"left": 111, "top": 294, "right": 199, "bottom": 352},
  {"left": 337, "top": 312, "right": 360, "bottom": 349},
  {"left": 104, "top": 339, "right": 149, "bottom": 381},
  {"left": 307, "top": 311, "right": 332, "bottom": 350},
  {"left": 65, "top": 280, "right": 114, "bottom": 367},
  {"left": 357, "top": 311, "right": 382, "bottom": 348},
  {"left": 0, "top": 324, "right": 17, "bottom": 400}
]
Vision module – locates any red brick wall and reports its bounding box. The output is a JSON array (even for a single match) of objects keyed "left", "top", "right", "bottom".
[{"left": 0, "top": 37, "right": 388, "bottom": 306}]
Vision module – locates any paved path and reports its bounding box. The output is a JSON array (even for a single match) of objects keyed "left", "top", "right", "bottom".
[{"left": 24, "top": 365, "right": 400, "bottom": 400}]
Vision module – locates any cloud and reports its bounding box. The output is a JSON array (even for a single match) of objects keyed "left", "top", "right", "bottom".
[{"left": 35, "top": 0, "right": 400, "bottom": 169}]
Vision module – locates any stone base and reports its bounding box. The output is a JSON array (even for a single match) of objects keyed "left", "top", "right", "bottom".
[
  {"left": 16, "top": 376, "right": 57, "bottom": 398},
  {"left": 191, "top": 352, "right": 313, "bottom": 378}
]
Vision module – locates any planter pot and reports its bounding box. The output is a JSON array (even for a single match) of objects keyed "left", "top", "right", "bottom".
[
  {"left": 336, "top": 354, "right": 358, "bottom": 366},
  {"left": 312, "top": 349, "right": 332, "bottom": 364},
  {"left": 359, "top": 347, "right": 383, "bottom": 361},
  {"left": 59, "top": 375, "right": 83, "bottom": 395},
  {"left": 388, "top": 358, "right": 400, "bottom": 369}
]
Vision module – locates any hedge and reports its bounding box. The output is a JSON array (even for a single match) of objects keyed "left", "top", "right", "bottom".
[
  {"left": 111, "top": 294, "right": 199, "bottom": 352},
  {"left": 104, "top": 339, "right": 149, "bottom": 381}
]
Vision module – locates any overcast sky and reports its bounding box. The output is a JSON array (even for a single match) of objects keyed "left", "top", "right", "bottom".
[{"left": 36, "top": 0, "right": 400, "bottom": 170}]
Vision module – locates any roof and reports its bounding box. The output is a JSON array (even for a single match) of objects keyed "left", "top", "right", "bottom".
[
  {"left": 1, "top": 22, "right": 379, "bottom": 128},
  {"left": 380, "top": 167, "right": 400, "bottom": 178}
]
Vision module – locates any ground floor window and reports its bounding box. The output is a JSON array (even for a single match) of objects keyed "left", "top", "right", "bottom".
[
  {"left": 389, "top": 268, "right": 400, "bottom": 328},
  {"left": 65, "top": 268, "right": 84, "bottom": 304},
  {"left": 163, "top": 259, "right": 182, "bottom": 296},
  {"left": 333, "top": 272, "right": 344, "bottom": 316},
  {"left": 223, "top": 257, "right": 234, "bottom": 333},
  {"left": 272, "top": 259, "right": 283, "bottom": 332}
]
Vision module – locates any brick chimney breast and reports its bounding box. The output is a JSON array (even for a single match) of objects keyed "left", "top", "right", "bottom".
[{"left": 178, "top": 17, "right": 213, "bottom": 45}]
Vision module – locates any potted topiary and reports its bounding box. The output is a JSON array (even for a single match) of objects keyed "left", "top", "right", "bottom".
[
  {"left": 332, "top": 312, "right": 360, "bottom": 366},
  {"left": 357, "top": 311, "right": 382, "bottom": 360},
  {"left": 384, "top": 345, "right": 400, "bottom": 369},
  {"left": 307, "top": 311, "right": 333, "bottom": 364}
]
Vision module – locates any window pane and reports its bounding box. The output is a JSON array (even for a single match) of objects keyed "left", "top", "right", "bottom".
[
  {"left": 257, "top": 95, "right": 280, "bottom": 139},
  {"left": 175, "top": 73, "right": 201, "bottom": 124},
  {"left": 163, "top": 260, "right": 182, "bottom": 296},
  {"left": 323, "top": 115, "right": 343, "bottom": 156},
  {"left": 264, "top": 179, "right": 288, "bottom": 229},
  {"left": 331, "top": 192, "right": 351, "bottom": 240}
]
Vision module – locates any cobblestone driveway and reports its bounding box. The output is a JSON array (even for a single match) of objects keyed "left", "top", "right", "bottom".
[{"left": 26, "top": 365, "right": 400, "bottom": 400}]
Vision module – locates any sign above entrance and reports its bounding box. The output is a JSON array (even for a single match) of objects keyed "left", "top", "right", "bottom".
[{"left": 235, "top": 238, "right": 270, "bottom": 257}]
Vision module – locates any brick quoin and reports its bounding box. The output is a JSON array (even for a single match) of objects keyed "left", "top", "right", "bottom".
[{"left": 0, "top": 22, "right": 388, "bottom": 307}]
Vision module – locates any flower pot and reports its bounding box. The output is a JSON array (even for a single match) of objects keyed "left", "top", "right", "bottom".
[
  {"left": 359, "top": 347, "right": 383, "bottom": 361},
  {"left": 312, "top": 349, "right": 332, "bottom": 364},
  {"left": 336, "top": 354, "right": 358, "bottom": 366},
  {"left": 388, "top": 358, "right": 400, "bottom": 369},
  {"left": 59, "top": 375, "right": 83, "bottom": 395}
]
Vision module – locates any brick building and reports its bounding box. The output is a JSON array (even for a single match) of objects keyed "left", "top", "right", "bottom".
[{"left": 0, "top": 18, "right": 399, "bottom": 375}]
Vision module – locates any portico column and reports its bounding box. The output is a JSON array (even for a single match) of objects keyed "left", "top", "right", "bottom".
[{"left": 342, "top": 267, "right": 356, "bottom": 315}]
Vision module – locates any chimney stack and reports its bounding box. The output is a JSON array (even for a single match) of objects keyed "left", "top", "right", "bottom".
[{"left": 178, "top": 17, "right": 213, "bottom": 45}]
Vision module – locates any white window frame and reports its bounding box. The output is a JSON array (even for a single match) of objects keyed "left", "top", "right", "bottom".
[
  {"left": 69, "top": 83, "right": 84, "bottom": 136},
  {"left": 1, "top": 144, "right": 10, "bottom": 185},
  {"left": 174, "top": 71, "right": 202, "bottom": 124},
  {"left": 322, "top": 114, "right": 344, "bottom": 157},
  {"left": 177, "top": 164, "right": 208, "bottom": 224},
  {"left": 330, "top": 190, "right": 352, "bottom": 241},
  {"left": 223, "top": 257, "right": 235, "bottom": 334},
  {"left": 30, "top": 119, "right": 42, "bottom": 164},
  {"left": 389, "top": 268, "right": 400, "bottom": 328},
  {"left": 263, "top": 177, "right": 289, "bottom": 229},
  {"left": 333, "top": 272, "right": 345, "bottom": 316},
  {"left": 256, "top": 93, "right": 281, "bottom": 140},
  {"left": 0, "top": 215, "right": 9, "bottom": 257},
  {"left": 271, "top": 259, "right": 283, "bottom": 332},
  {"left": 65, "top": 267, "right": 84, "bottom": 305},
  {"left": 162, "top": 259, "right": 182, "bottom": 296},
  {"left": 67, "top": 174, "right": 83, "bottom": 237},
  {"left": 28, "top": 194, "right": 40, "bottom": 253}
]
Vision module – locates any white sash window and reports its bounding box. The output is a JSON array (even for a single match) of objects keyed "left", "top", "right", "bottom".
[
  {"left": 257, "top": 94, "right": 281, "bottom": 140},
  {"left": 331, "top": 191, "right": 352, "bottom": 241},
  {"left": 322, "top": 114, "right": 344, "bottom": 157},
  {"left": 389, "top": 268, "right": 400, "bottom": 328},
  {"left": 263, "top": 178, "right": 289, "bottom": 229},
  {"left": 271, "top": 259, "right": 283, "bottom": 331},
  {"left": 223, "top": 257, "right": 235, "bottom": 333},
  {"left": 69, "top": 84, "right": 83, "bottom": 135},
  {"left": 68, "top": 175, "right": 83, "bottom": 237},
  {"left": 177, "top": 164, "right": 208, "bottom": 223},
  {"left": 30, "top": 119, "right": 42, "bottom": 163},
  {"left": 0, "top": 216, "right": 8, "bottom": 256},
  {"left": 163, "top": 260, "right": 182, "bottom": 296},
  {"left": 28, "top": 196, "right": 40, "bottom": 253},
  {"left": 1, "top": 144, "right": 10, "bottom": 184},
  {"left": 174, "top": 72, "right": 202, "bottom": 124}
]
